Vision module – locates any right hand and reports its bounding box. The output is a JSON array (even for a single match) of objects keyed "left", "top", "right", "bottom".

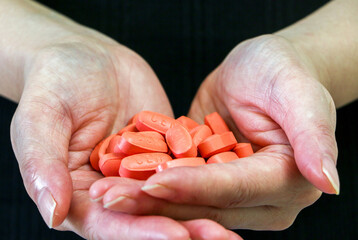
[
  {"left": 10, "top": 34, "right": 240, "bottom": 240},
  {"left": 88, "top": 34, "right": 337, "bottom": 232}
]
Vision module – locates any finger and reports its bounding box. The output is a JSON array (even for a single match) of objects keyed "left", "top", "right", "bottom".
[
  {"left": 227, "top": 230, "right": 244, "bottom": 240},
  {"left": 259, "top": 75, "right": 339, "bottom": 194},
  {"left": 142, "top": 145, "right": 320, "bottom": 208},
  {"left": 10, "top": 97, "right": 73, "bottom": 228},
  {"left": 92, "top": 174, "right": 298, "bottom": 230},
  {"left": 65, "top": 190, "right": 241, "bottom": 240},
  {"left": 96, "top": 183, "right": 296, "bottom": 231},
  {"left": 89, "top": 176, "right": 142, "bottom": 201},
  {"left": 60, "top": 190, "right": 190, "bottom": 240},
  {"left": 180, "top": 219, "right": 242, "bottom": 240}
]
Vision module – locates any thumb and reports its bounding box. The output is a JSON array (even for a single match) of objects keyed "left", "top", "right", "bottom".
[
  {"left": 10, "top": 96, "right": 73, "bottom": 228},
  {"left": 270, "top": 77, "right": 339, "bottom": 195}
]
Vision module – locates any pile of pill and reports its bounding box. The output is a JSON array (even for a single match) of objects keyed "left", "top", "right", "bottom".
[{"left": 90, "top": 111, "right": 253, "bottom": 180}]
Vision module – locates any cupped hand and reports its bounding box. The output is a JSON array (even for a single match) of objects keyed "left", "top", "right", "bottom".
[
  {"left": 9, "top": 34, "right": 239, "bottom": 239},
  {"left": 94, "top": 35, "right": 338, "bottom": 231}
]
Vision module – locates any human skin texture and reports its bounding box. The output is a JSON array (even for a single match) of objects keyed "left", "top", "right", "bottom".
[
  {"left": 92, "top": 0, "right": 358, "bottom": 231},
  {"left": 0, "top": 0, "right": 242, "bottom": 239}
]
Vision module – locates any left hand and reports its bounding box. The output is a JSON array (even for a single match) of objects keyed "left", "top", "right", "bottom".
[{"left": 91, "top": 34, "right": 338, "bottom": 230}]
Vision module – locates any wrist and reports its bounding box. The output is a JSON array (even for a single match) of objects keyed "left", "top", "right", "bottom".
[
  {"left": 274, "top": 0, "right": 358, "bottom": 108},
  {"left": 0, "top": 0, "right": 116, "bottom": 102},
  {"left": 274, "top": 32, "right": 332, "bottom": 90}
]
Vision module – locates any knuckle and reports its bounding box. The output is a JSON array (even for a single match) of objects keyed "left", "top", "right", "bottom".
[
  {"left": 296, "top": 187, "right": 322, "bottom": 207},
  {"left": 115, "top": 48, "right": 151, "bottom": 76},
  {"left": 265, "top": 207, "right": 297, "bottom": 231},
  {"left": 270, "top": 217, "right": 296, "bottom": 231},
  {"left": 31, "top": 42, "right": 116, "bottom": 83},
  {"left": 223, "top": 175, "right": 259, "bottom": 208},
  {"left": 20, "top": 155, "right": 40, "bottom": 187},
  {"left": 204, "top": 209, "right": 224, "bottom": 225},
  {"left": 83, "top": 223, "right": 102, "bottom": 240},
  {"left": 286, "top": 183, "right": 322, "bottom": 208},
  {"left": 207, "top": 163, "right": 260, "bottom": 209}
]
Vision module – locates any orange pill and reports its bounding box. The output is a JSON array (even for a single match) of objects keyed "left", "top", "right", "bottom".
[
  {"left": 176, "top": 116, "right": 199, "bottom": 130},
  {"left": 120, "top": 153, "right": 172, "bottom": 180},
  {"left": 99, "top": 153, "right": 123, "bottom": 177},
  {"left": 156, "top": 157, "right": 206, "bottom": 172},
  {"left": 90, "top": 140, "right": 104, "bottom": 171},
  {"left": 107, "top": 135, "right": 122, "bottom": 153},
  {"left": 98, "top": 134, "right": 117, "bottom": 159},
  {"left": 117, "top": 123, "right": 138, "bottom": 135},
  {"left": 233, "top": 143, "right": 254, "bottom": 158},
  {"left": 204, "top": 112, "right": 230, "bottom": 134},
  {"left": 207, "top": 151, "right": 239, "bottom": 164},
  {"left": 190, "top": 124, "right": 213, "bottom": 147},
  {"left": 166, "top": 124, "right": 197, "bottom": 158},
  {"left": 197, "top": 131, "right": 237, "bottom": 158},
  {"left": 117, "top": 131, "right": 168, "bottom": 155},
  {"left": 135, "top": 111, "right": 180, "bottom": 135},
  {"left": 136, "top": 131, "right": 165, "bottom": 141}
]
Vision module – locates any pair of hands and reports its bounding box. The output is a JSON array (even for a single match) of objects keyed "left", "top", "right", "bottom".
[{"left": 10, "top": 32, "right": 338, "bottom": 239}]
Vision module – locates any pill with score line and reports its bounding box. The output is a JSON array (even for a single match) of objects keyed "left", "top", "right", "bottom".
[
  {"left": 166, "top": 124, "right": 197, "bottom": 158},
  {"left": 117, "top": 131, "right": 168, "bottom": 155},
  {"left": 135, "top": 111, "right": 182, "bottom": 135},
  {"left": 120, "top": 153, "right": 172, "bottom": 180}
]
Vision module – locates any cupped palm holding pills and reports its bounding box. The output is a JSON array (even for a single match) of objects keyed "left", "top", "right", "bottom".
[{"left": 90, "top": 111, "right": 253, "bottom": 181}]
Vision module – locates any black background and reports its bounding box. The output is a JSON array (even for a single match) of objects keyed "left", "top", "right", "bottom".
[{"left": 1, "top": 0, "right": 357, "bottom": 239}]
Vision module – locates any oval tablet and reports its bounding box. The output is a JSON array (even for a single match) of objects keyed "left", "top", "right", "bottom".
[
  {"left": 204, "top": 112, "right": 230, "bottom": 134},
  {"left": 136, "top": 131, "right": 165, "bottom": 141},
  {"left": 156, "top": 157, "right": 206, "bottom": 172},
  {"left": 98, "top": 134, "right": 117, "bottom": 159},
  {"left": 107, "top": 135, "right": 122, "bottom": 153},
  {"left": 166, "top": 125, "right": 197, "bottom": 158},
  {"left": 207, "top": 151, "right": 239, "bottom": 164},
  {"left": 135, "top": 111, "right": 180, "bottom": 135},
  {"left": 190, "top": 124, "right": 213, "bottom": 147},
  {"left": 118, "top": 131, "right": 168, "bottom": 155},
  {"left": 99, "top": 153, "right": 123, "bottom": 177},
  {"left": 234, "top": 143, "right": 254, "bottom": 158},
  {"left": 117, "top": 123, "right": 138, "bottom": 135},
  {"left": 90, "top": 140, "right": 104, "bottom": 171},
  {"left": 197, "top": 132, "right": 237, "bottom": 158},
  {"left": 120, "top": 153, "right": 172, "bottom": 180},
  {"left": 176, "top": 116, "right": 199, "bottom": 130}
]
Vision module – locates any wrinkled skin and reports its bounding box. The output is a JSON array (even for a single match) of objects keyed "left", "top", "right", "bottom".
[
  {"left": 10, "top": 36, "right": 241, "bottom": 240},
  {"left": 91, "top": 35, "right": 338, "bottom": 231}
]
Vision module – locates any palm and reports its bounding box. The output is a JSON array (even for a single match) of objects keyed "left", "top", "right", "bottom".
[
  {"left": 11, "top": 42, "right": 191, "bottom": 239},
  {"left": 190, "top": 35, "right": 337, "bottom": 185},
  {"left": 63, "top": 64, "right": 174, "bottom": 238},
  {"left": 115, "top": 36, "right": 333, "bottom": 230}
]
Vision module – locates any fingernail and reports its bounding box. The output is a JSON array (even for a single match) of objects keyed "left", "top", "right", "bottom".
[
  {"left": 37, "top": 188, "right": 57, "bottom": 228},
  {"left": 141, "top": 184, "right": 174, "bottom": 198},
  {"left": 322, "top": 157, "right": 340, "bottom": 195},
  {"left": 103, "top": 196, "right": 130, "bottom": 209},
  {"left": 90, "top": 196, "right": 104, "bottom": 202}
]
